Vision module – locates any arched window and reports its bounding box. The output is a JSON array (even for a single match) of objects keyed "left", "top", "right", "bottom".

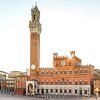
[
  {"left": 33, "top": 14, "right": 35, "bottom": 20},
  {"left": 69, "top": 81, "right": 72, "bottom": 85},
  {"left": 84, "top": 80, "right": 88, "bottom": 85},
  {"left": 64, "top": 80, "right": 67, "bottom": 85},
  {"left": 74, "top": 69, "right": 78, "bottom": 74},
  {"left": 55, "top": 80, "right": 58, "bottom": 85},
  {"left": 80, "top": 70, "right": 83, "bottom": 74},
  {"left": 84, "top": 70, "right": 88, "bottom": 73},
  {"left": 69, "top": 71, "right": 72, "bottom": 74},
  {"left": 46, "top": 71, "right": 48, "bottom": 74},
  {"left": 75, "top": 81, "right": 78, "bottom": 85},
  {"left": 50, "top": 81, "right": 53, "bottom": 85},
  {"left": 50, "top": 72, "right": 53, "bottom": 75},
  {"left": 55, "top": 71, "right": 58, "bottom": 75},
  {"left": 79, "top": 81, "right": 83, "bottom": 85},
  {"left": 41, "top": 72, "right": 44, "bottom": 74},
  {"left": 64, "top": 70, "right": 67, "bottom": 74},
  {"left": 60, "top": 70, "right": 63, "bottom": 74}
]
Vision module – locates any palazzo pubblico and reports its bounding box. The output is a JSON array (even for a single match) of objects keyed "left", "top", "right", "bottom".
[{"left": 0, "top": 4, "right": 100, "bottom": 96}]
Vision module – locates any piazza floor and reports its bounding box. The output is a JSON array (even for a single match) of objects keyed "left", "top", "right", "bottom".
[{"left": 0, "top": 94, "right": 100, "bottom": 100}]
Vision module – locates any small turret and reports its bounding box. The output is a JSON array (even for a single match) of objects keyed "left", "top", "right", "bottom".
[
  {"left": 53, "top": 52, "right": 58, "bottom": 58},
  {"left": 29, "top": 3, "right": 41, "bottom": 34},
  {"left": 70, "top": 50, "right": 75, "bottom": 57}
]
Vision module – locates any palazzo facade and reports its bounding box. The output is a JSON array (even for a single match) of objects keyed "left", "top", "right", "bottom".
[
  {"left": 14, "top": 4, "right": 94, "bottom": 96},
  {"left": 25, "top": 4, "right": 94, "bottom": 96},
  {"left": 27, "top": 52, "right": 94, "bottom": 96}
]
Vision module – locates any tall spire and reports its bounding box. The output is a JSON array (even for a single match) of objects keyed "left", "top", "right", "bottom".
[
  {"left": 34, "top": 2, "right": 39, "bottom": 10},
  {"left": 35, "top": 2, "right": 37, "bottom": 6}
]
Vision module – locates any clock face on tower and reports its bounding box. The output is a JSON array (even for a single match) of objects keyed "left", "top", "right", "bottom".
[
  {"left": 61, "top": 61, "right": 66, "bottom": 66},
  {"left": 31, "top": 64, "right": 35, "bottom": 69}
]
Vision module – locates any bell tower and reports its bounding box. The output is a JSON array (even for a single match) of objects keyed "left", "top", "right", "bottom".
[{"left": 29, "top": 4, "right": 41, "bottom": 71}]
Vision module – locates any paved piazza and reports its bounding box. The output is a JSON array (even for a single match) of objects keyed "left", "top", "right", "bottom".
[{"left": 0, "top": 94, "right": 100, "bottom": 100}]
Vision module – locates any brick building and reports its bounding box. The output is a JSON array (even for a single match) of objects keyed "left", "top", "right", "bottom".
[
  {"left": 14, "top": 4, "right": 94, "bottom": 96},
  {"left": 0, "top": 71, "right": 8, "bottom": 93},
  {"left": 26, "top": 4, "right": 94, "bottom": 96},
  {"left": 93, "top": 69, "right": 100, "bottom": 95}
]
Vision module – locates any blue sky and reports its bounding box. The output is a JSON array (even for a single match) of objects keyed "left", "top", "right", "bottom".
[{"left": 0, "top": 0, "right": 100, "bottom": 72}]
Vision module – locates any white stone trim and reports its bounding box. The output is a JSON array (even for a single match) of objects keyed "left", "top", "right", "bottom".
[{"left": 38, "top": 85, "right": 90, "bottom": 95}]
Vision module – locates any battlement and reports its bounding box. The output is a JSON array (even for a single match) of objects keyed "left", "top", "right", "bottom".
[
  {"left": 53, "top": 50, "right": 76, "bottom": 59},
  {"left": 40, "top": 67, "right": 53, "bottom": 70},
  {"left": 82, "top": 64, "right": 94, "bottom": 67},
  {"left": 53, "top": 52, "right": 68, "bottom": 59},
  {"left": 53, "top": 52, "right": 58, "bottom": 58}
]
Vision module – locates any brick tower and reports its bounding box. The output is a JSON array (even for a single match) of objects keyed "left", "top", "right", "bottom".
[{"left": 29, "top": 4, "right": 41, "bottom": 74}]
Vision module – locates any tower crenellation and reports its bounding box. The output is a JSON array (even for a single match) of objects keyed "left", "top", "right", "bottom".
[{"left": 53, "top": 52, "right": 68, "bottom": 59}]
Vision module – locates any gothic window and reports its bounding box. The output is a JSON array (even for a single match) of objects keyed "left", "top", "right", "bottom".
[
  {"left": 74, "top": 70, "right": 78, "bottom": 74},
  {"left": 84, "top": 70, "right": 88, "bottom": 73},
  {"left": 50, "top": 72, "right": 53, "bottom": 75},
  {"left": 65, "top": 81, "right": 67, "bottom": 85},
  {"left": 41, "top": 72, "right": 44, "bottom": 74},
  {"left": 84, "top": 81, "right": 88, "bottom": 85},
  {"left": 62, "top": 78, "right": 65, "bottom": 84},
  {"left": 75, "top": 81, "right": 78, "bottom": 85},
  {"left": 79, "top": 81, "right": 82, "bottom": 85},
  {"left": 55, "top": 81, "right": 58, "bottom": 85},
  {"left": 58, "top": 80, "right": 60, "bottom": 85},
  {"left": 46, "top": 72, "right": 48, "bottom": 74},
  {"left": 64, "top": 71, "right": 67, "bottom": 74},
  {"left": 69, "top": 71, "right": 72, "bottom": 74},
  {"left": 41, "top": 82, "right": 44, "bottom": 85},
  {"left": 46, "top": 81, "right": 48, "bottom": 85},
  {"left": 55, "top": 71, "right": 58, "bottom": 75},
  {"left": 54, "top": 81, "right": 56, "bottom": 85},
  {"left": 60, "top": 71, "right": 63, "bottom": 74},
  {"left": 50, "top": 81, "right": 53, "bottom": 85},
  {"left": 60, "top": 81, "right": 62, "bottom": 85},
  {"left": 63, "top": 80, "right": 66, "bottom": 85},
  {"left": 80, "top": 70, "right": 83, "bottom": 73},
  {"left": 69, "top": 81, "right": 72, "bottom": 85}
]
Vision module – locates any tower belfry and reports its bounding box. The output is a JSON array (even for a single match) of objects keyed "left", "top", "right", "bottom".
[{"left": 29, "top": 4, "right": 41, "bottom": 72}]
